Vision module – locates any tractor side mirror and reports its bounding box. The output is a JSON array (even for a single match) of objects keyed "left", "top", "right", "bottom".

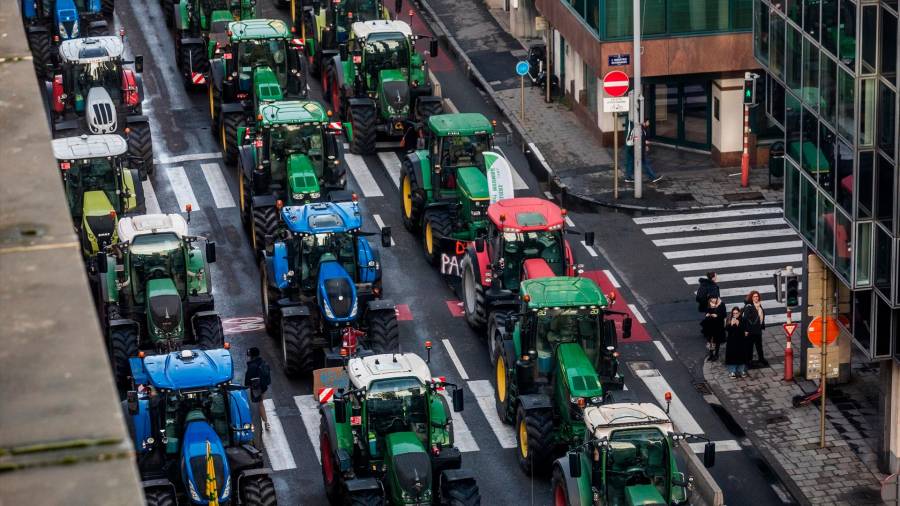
[
  {"left": 584, "top": 231, "right": 595, "bottom": 247},
  {"left": 339, "top": 43, "right": 349, "bottom": 61},
  {"left": 452, "top": 386, "right": 464, "bottom": 412},
  {"left": 134, "top": 55, "right": 144, "bottom": 73},
  {"left": 381, "top": 227, "right": 392, "bottom": 248},
  {"left": 334, "top": 397, "right": 347, "bottom": 423},
  {"left": 96, "top": 252, "right": 108, "bottom": 273},
  {"left": 622, "top": 316, "right": 632, "bottom": 339},
  {"left": 394, "top": 0, "right": 402, "bottom": 14},
  {"left": 429, "top": 39, "right": 439, "bottom": 57},
  {"left": 568, "top": 451, "right": 581, "bottom": 478},
  {"left": 504, "top": 315, "right": 516, "bottom": 333},
  {"left": 126, "top": 390, "right": 139, "bottom": 415},
  {"left": 474, "top": 239, "right": 485, "bottom": 253},
  {"left": 206, "top": 242, "right": 217, "bottom": 263},
  {"left": 703, "top": 442, "right": 716, "bottom": 468}
]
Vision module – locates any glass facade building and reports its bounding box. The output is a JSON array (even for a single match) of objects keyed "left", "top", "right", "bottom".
[{"left": 754, "top": 0, "right": 899, "bottom": 361}]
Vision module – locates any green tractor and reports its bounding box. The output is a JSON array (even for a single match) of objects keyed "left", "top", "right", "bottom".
[
  {"left": 52, "top": 134, "right": 145, "bottom": 265},
  {"left": 325, "top": 19, "right": 443, "bottom": 154},
  {"left": 236, "top": 99, "right": 346, "bottom": 251},
  {"left": 491, "top": 276, "right": 631, "bottom": 475},
  {"left": 552, "top": 402, "right": 716, "bottom": 506},
  {"left": 208, "top": 18, "right": 309, "bottom": 163},
  {"left": 96, "top": 211, "right": 223, "bottom": 385},
  {"left": 400, "top": 112, "right": 518, "bottom": 264},
  {"left": 170, "top": 0, "right": 256, "bottom": 88},
  {"left": 317, "top": 351, "right": 481, "bottom": 505}
]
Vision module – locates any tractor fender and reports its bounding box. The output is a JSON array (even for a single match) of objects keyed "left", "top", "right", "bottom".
[
  {"left": 238, "top": 145, "right": 256, "bottom": 178},
  {"left": 440, "top": 468, "right": 476, "bottom": 486},
  {"left": 220, "top": 102, "right": 244, "bottom": 114},
  {"left": 190, "top": 310, "right": 221, "bottom": 336},
  {"left": 356, "top": 236, "right": 379, "bottom": 284},
  {"left": 271, "top": 241, "right": 290, "bottom": 290},
  {"left": 26, "top": 24, "right": 50, "bottom": 35},
  {"left": 179, "top": 37, "right": 204, "bottom": 46},
  {"left": 414, "top": 95, "right": 442, "bottom": 107},
  {"left": 281, "top": 305, "right": 311, "bottom": 318},
  {"left": 551, "top": 459, "right": 587, "bottom": 506},
  {"left": 134, "top": 73, "right": 145, "bottom": 104},
  {"left": 252, "top": 194, "right": 277, "bottom": 209},
  {"left": 344, "top": 477, "right": 382, "bottom": 494},
  {"left": 518, "top": 393, "right": 552, "bottom": 412},
  {"left": 235, "top": 467, "right": 276, "bottom": 497},
  {"left": 347, "top": 97, "right": 375, "bottom": 109},
  {"left": 327, "top": 54, "right": 346, "bottom": 87},
  {"left": 466, "top": 246, "right": 491, "bottom": 287},
  {"left": 174, "top": 1, "right": 187, "bottom": 30},
  {"left": 125, "top": 115, "right": 150, "bottom": 125},
  {"left": 109, "top": 318, "right": 139, "bottom": 334},
  {"left": 141, "top": 478, "right": 177, "bottom": 497},
  {"left": 88, "top": 20, "right": 108, "bottom": 33},
  {"left": 366, "top": 299, "right": 395, "bottom": 313},
  {"left": 319, "top": 407, "right": 352, "bottom": 473},
  {"left": 210, "top": 58, "right": 226, "bottom": 89},
  {"left": 564, "top": 239, "right": 576, "bottom": 276}
]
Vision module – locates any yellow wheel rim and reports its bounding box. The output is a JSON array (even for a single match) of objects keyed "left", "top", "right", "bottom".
[
  {"left": 402, "top": 175, "right": 412, "bottom": 219},
  {"left": 208, "top": 85, "right": 214, "bottom": 119},
  {"left": 239, "top": 172, "right": 245, "bottom": 212},
  {"left": 496, "top": 355, "right": 506, "bottom": 402},
  {"left": 250, "top": 212, "right": 257, "bottom": 250},
  {"left": 425, "top": 221, "right": 434, "bottom": 254},
  {"left": 220, "top": 121, "right": 227, "bottom": 151},
  {"left": 519, "top": 418, "right": 528, "bottom": 458}
]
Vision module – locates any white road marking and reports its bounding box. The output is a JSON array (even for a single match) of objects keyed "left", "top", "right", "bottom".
[
  {"left": 372, "top": 214, "right": 395, "bottom": 246},
  {"left": 345, "top": 153, "right": 383, "bottom": 197},
  {"left": 633, "top": 207, "right": 782, "bottom": 225},
  {"left": 343, "top": 142, "right": 350, "bottom": 150},
  {"left": 627, "top": 304, "right": 647, "bottom": 324},
  {"left": 442, "top": 339, "right": 469, "bottom": 380},
  {"left": 156, "top": 152, "right": 222, "bottom": 165},
  {"left": 581, "top": 241, "right": 598, "bottom": 257},
  {"left": 443, "top": 97, "right": 459, "bottom": 113},
  {"left": 494, "top": 147, "right": 529, "bottom": 190},
  {"left": 689, "top": 440, "right": 742, "bottom": 453},
  {"left": 439, "top": 391, "right": 479, "bottom": 452},
  {"left": 663, "top": 240, "right": 803, "bottom": 259},
  {"left": 544, "top": 191, "right": 554, "bottom": 199},
  {"left": 653, "top": 341, "right": 673, "bottom": 361},
  {"left": 376, "top": 152, "right": 402, "bottom": 189},
  {"left": 294, "top": 395, "right": 323, "bottom": 462},
  {"left": 673, "top": 254, "right": 802, "bottom": 272},
  {"left": 641, "top": 218, "right": 787, "bottom": 235},
  {"left": 142, "top": 180, "right": 161, "bottom": 214},
  {"left": 684, "top": 268, "right": 803, "bottom": 284},
  {"left": 131, "top": 0, "right": 189, "bottom": 110},
  {"left": 603, "top": 270, "right": 621, "bottom": 288},
  {"left": 261, "top": 399, "right": 298, "bottom": 471},
  {"left": 633, "top": 368, "right": 704, "bottom": 434},
  {"left": 651, "top": 228, "right": 797, "bottom": 247},
  {"left": 767, "top": 312, "right": 803, "bottom": 324},
  {"left": 165, "top": 166, "right": 200, "bottom": 211},
  {"left": 200, "top": 163, "right": 236, "bottom": 208},
  {"left": 467, "top": 380, "right": 517, "bottom": 448},
  {"left": 565, "top": 216, "right": 575, "bottom": 227}
]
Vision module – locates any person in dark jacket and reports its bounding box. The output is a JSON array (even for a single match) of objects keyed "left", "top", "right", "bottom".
[
  {"left": 701, "top": 296, "right": 726, "bottom": 361},
  {"left": 741, "top": 290, "right": 768, "bottom": 367},
  {"left": 244, "top": 347, "right": 271, "bottom": 430},
  {"left": 696, "top": 272, "right": 720, "bottom": 312},
  {"left": 724, "top": 307, "right": 750, "bottom": 377}
]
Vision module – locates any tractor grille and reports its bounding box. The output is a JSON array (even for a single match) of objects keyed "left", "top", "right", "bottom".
[
  {"left": 189, "top": 454, "right": 226, "bottom": 502},
  {"left": 149, "top": 294, "right": 181, "bottom": 333},
  {"left": 90, "top": 103, "right": 115, "bottom": 133},
  {"left": 85, "top": 214, "right": 115, "bottom": 248},
  {"left": 392, "top": 452, "right": 432, "bottom": 498},
  {"left": 382, "top": 81, "right": 409, "bottom": 112},
  {"left": 324, "top": 278, "right": 353, "bottom": 318}
]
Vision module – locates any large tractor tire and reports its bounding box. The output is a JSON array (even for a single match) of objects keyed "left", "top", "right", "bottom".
[
  {"left": 366, "top": 309, "right": 399, "bottom": 353},
  {"left": 325, "top": 64, "right": 342, "bottom": 118},
  {"left": 348, "top": 489, "right": 384, "bottom": 506},
  {"left": 161, "top": 0, "right": 174, "bottom": 27},
  {"left": 487, "top": 312, "right": 512, "bottom": 366},
  {"left": 461, "top": 254, "right": 487, "bottom": 329},
  {"left": 240, "top": 474, "right": 278, "bottom": 506},
  {"left": 251, "top": 205, "right": 279, "bottom": 253},
  {"left": 209, "top": 84, "right": 222, "bottom": 129},
  {"left": 415, "top": 98, "right": 443, "bottom": 123},
  {"left": 442, "top": 478, "right": 481, "bottom": 506},
  {"left": 516, "top": 405, "right": 554, "bottom": 475},
  {"left": 399, "top": 165, "right": 423, "bottom": 233},
  {"left": 349, "top": 104, "right": 375, "bottom": 155},
  {"left": 551, "top": 465, "right": 571, "bottom": 506},
  {"left": 320, "top": 419, "right": 344, "bottom": 503},
  {"left": 144, "top": 488, "right": 176, "bottom": 506},
  {"left": 26, "top": 31, "right": 52, "bottom": 80},
  {"left": 422, "top": 209, "right": 453, "bottom": 265},
  {"left": 240, "top": 169, "right": 253, "bottom": 228},
  {"left": 221, "top": 113, "right": 245, "bottom": 165},
  {"left": 109, "top": 325, "right": 139, "bottom": 385},
  {"left": 194, "top": 316, "right": 225, "bottom": 350},
  {"left": 281, "top": 315, "right": 314, "bottom": 377},
  {"left": 259, "top": 259, "right": 281, "bottom": 337},
  {"left": 126, "top": 122, "right": 153, "bottom": 180},
  {"left": 493, "top": 350, "right": 513, "bottom": 423},
  {"left": 179, "top": 44, "right": 210, "bottom": 90}
]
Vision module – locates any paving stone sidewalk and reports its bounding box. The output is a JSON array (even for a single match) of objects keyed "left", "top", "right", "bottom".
[{"left": 704, "top": 329, "right": 886, "bottom": 505}]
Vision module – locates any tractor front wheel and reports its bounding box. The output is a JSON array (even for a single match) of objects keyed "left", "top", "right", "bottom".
[
  {"left": 281, "top": 315, "right": 314, "bottom": 377},
  {"left": 179, "top": 44, "right": 209, "bottom": 90},
  {"left": 109, "top": 325, "right": 139, "bottom": 386},
  {"left": 441, "top": 478, "right": 481, "bottom": 506},
  {"left": 461, "top": 254, "right": 487, "bottom": 329},
  {"left": 221, "top": 113, "right": 245, "bottom": 165},
  {"left": 366, "top": 309, "right": 399, "bottom": 353},
  {"left": 259, "top": 259, "right": 281, "bottom": 337},
  {"left": 126, "top": 122, "right": 153, "bottom": 180},
  {"left": 251, "top": 206, "right": 279, "bottom": 253},
  {"left": 399, "top": 167, "right": 422, "bottom": 233},
  {"left": 144, "top": 487, "right": 176, "bottom": 506},
  {"left": 422, "top": 209, "right": 453, "bottom": 265},
  {"left": 349, "top": 104, "right": 375, "bottom": 155},
  {"left": 516, "top": 405, "right": 554, "bottom": 476},
  {"left": 551, "top": 466, "right": 571, "bottom": 506},
  {"left": 326, "top": 64, "right": 342, "bottom": 118},
  {"left": 240, "top": 474, "right": 278, "bottom": 506},
  {"left": 494, "top": 352, "right": 513, "bottom": 423},
  {"left": 26, "top": 31, "right": 52, "bottom": 80},
  {"left": 209, "top": 84, "right": 222, "bottom": 129},
  {"left": 415, "top": 98, "right": 443, "bottom": 123},
  {"left": 320, "top": 419, "right": 344, "bottom": 502},
  {"left": 348, "top": 489, "right": 384, "bottom": 506},
  {"left": 194, "top": 316, "right": 225, "bottom": 350}
]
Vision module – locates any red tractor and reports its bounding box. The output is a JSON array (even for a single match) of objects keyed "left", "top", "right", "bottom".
[{"left": 458, "top": 197, "right": 590, "bottom": 330}]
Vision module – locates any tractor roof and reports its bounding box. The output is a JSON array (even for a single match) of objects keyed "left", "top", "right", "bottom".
[
  {"left": 347, "top": 353, "right": 431, "bottom": 390},
  {"left": 351, "top": 20, "right": 412, "bottom": 39},
  {"left": 584, "top": 403, "right": 673, "bottom": 441},
  {"left": 117, "top": 214, "right": 188, "bottom": 244},
  {"left": 59, "top": 36, "right": 124, "bottom": 63},
  {"left": 141, "top": 349, "right": 234, "bottom": 390},
  {"left": 427, "top": 113, "right": 494, "bottom": 137},
  {"left": 488, "top": 197, "right": 564, "bottom": 231},
  {"left": 259, "top": 100, "right": 329, "bottom": 126},
  {"left": 521, "top": 276, "right": 608, "bottom": 308},
  {"left": 52, "top": 134, "right": 128, "bottom": 160},
  {"left": 281, "top": 202, "right": 362, "bottom": 234},
  {"left": 228, "top": 19, "right": 290, "bottom": 40}
]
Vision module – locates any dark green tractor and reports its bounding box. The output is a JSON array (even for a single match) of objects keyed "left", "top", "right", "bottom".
[
  {"left": 491, "top": 276, "right": 630, "bottom": 475},
  {"left": 317, "top": 352, "right": 480, "bottom": 505}
]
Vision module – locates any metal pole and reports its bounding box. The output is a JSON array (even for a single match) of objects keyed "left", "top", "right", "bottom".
[
  {"left": 614, "top": 113, "right": 619, "bottom": 199},
  {"left": 819, "top": 266, "right": 828, "bottom": 448},
  {"left": 546, "top": 26, "right": 552, "bottom": 103},
  {"left": 741, "top": 102, "right": 750, "bottom": 187},
  {"left": 632, "top": 0, "right": 642, "bottom": 199},
  {"left": 520, "top": 74, "right": 525, "bottom": 122}
]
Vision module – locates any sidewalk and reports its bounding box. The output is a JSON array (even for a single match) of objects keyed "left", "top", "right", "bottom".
[
  {"left": 421, "top": 0, "right": 782, "bottom": 210},
  {"left": 703, "top": 328, "right": 886, "bottom": 505}
]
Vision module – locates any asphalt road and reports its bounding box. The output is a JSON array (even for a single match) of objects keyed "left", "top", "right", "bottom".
[{"left": 111, "top": 0, "right": 797, "bottom": 504}]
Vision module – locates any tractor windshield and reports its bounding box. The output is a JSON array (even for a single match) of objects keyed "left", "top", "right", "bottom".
[
  {"left": 336, "top": 0, "right": 381, "bottom": 28},
  {"left": 366, "top": 377, "right": 428, "bottom": 439},
  {"left": 295, "top": 232, "right": 359, "bottom": 289},
  {"left": 130, "top": 233, "right": 187, "bottom": 302},
  {"left": 159, "top": 387, "right": 233, "bottom": 449},
  {"left": 269, "top": 124, "right": 325, "bottom": 180},
  {"left": 237, "top": 39, "right": 288, "bottom": 81},
  {"left": 72, "top": 60, "right": 121, "bottom": 98},
  {"left": 363, "top": 33, "right": 409, "bottom": 82},
  {"left": 603, "top": 428, "right": 670, "bottom": 506},
  {"left": 534, "top": 309, "right": 602, "bottom": 366},
  {"left": 64, "top": 159, "right": 121, "bottom": 214},
  {"left": 438, "top": 134, "right": 491, "bottom": 169},
  {"left": 498, "top": 230, "right": 565, "bottom": 286}
]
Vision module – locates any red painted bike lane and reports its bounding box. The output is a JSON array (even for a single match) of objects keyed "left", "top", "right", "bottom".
[{"left": 583, "top": 271, "right": 652, "bottom": 343}]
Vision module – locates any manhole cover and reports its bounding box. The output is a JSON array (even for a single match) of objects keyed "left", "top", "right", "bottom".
[
  {"left": 766, "top": 414, "right": 789, "bottom": 425},
  {"left": 723, "top": 191, "right": 765, "bottom": 201},
  {"left": 694, "top": 382, "right": 712, "bottom": 395}
]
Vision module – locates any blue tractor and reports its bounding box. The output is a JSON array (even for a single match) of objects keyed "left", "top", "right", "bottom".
[
  {"left": 260, "top": 199, "right": 398, "bottom": 377},
  {"left": 125, "top": 348, "right": 277, "bottom": 505},
  {"left": 21, "top": 0, "right": 110, "bottom": 78}
]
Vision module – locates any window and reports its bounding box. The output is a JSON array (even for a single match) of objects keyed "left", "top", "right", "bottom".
[
  {"left": 874, "top": 223, "right": 892, "bottom": 297},
  {"left": 800, "top": 106, "right": 818, "bottom": 175},
  {"left": 801, "top": 37, "right": 820, "bottom": 110},
  {"left": 755, "top": 1, "right": 770, "bottom": 64},
  {"left": 604, "top": 0, "right": 666, "bottom": 38},
  {"left": 822, "top": 0, "right": 839, "bottom": 55},
  {"left": 856, "top": 221, "right": 872, "bottom": 286},
  {"left": 837, "top": 66, "right": 855, "bottom": 142},
  {"left": 838, "top": 0, "right": 856, "bottom": 68},
  {"left": 857, "top": 151, "right": 874, "bottom": 219},
  {"left": 861, "top": 4, "right": 878, "bottom": 74},
  {"left": 573, "top": 0, "right": 586, "bottom": 20},
  {"left": 878, "top": 82, "right": 896, "bottom": 157},
  {"left": 817, "top": 192, "right": 836, "bottom": 263},
  {"left": 785, "top": 160, "right": 801, "bottom": 228},
  {"left": 875, "top": 154, "right": 896, "bottom": 230},
  {"left": 820, "top": 54, "right": 837, "bottom": 126},
  {"left": 584, "top": 63, "right": 598, "bottom": 114},
  {"left": 786, "top": 24, "right": 803, "bottom": 94},
  {"left": 882, "top": 9, "right": 897, "bottom": 80},
  {"left": 786, "top": 91, "right": 802, "bottom": 163},
  {"left": 586, "top": 0, "right": 600, "bottom": 31},
  {"left": 770, "top": 13, "right": 786, "bottom": 79},
  {"left": 874, "top": 293, "right": 893, "bottom": 357},
  {"left": 859, "top": 78, "right": 877, "bottom": 146},
  {"left": 852, "top": 290, "right": 872, "bottom": 351},
  {"left": 804, "top": 0, "right": 820, "bottom": 37},
  {"left": 835, "top": 208, "right": 852, "bottom": 280},
  {"left": 770, "top": 75, "right": 786, "bottom": 126},
  {"left": 835, "top": 140, "right": 853, "bottom": 213},
  {"left": 669, "top": 0, "right": 728, "bottom": 33},
  {"left": 733, "top": 0, "right": 752, "bottom": 30},
  {"left": 788, "top": 0, "right": 802, "bottom": 25},
  {"left": 819, "top": 123, "right": 837, "bottom": 193},
  {"left": 801, "top": 173, "right": 818, "bottom": 243}
]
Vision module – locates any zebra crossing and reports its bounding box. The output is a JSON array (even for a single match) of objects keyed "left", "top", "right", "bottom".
[{"left": 635, "top": 206, "right": 803, "bottom": 324}]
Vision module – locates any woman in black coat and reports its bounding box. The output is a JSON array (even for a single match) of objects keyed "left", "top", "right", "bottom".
[
  {"left": 700, "top": 296, "right": 726, "bottom": 361},
  {"left": 724, "top": 307, "right": 750, "bottom": 377},
  {"left": 741, "top": 290, "right": 768, "bottom": 367}
]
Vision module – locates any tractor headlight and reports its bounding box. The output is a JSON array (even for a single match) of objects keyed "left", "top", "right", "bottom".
[
  {"left": 367, "top": 260, "right": 376, "bottom": 267},
  {"left": 322, "top": 300, "right": 335, "bottom": 319},
  {"left": 188, "top": 480, "right": 201, "bottom": 501},
  {"left": 71, "top": 22, "right": 79, "bottom": 38},
  {"left": 243, "top": 423, "right": 252, "bottom": 430},
  {"left": 349, "top": 298, "right": 358, "bottom": 318},
  {"left": 590, "top": 396, "right": 604, "bottom": 405},
  {"left": 293, "top": 192, "right": 305, "bottom": 200},
  {"left": 310, "top": 192, "right": 320, "bottom": 199}
]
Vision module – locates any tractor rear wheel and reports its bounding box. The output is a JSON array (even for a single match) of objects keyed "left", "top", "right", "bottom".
[
  {"left": 109, "top": 325, "right": 139, "bottom": 386},
  {"left": 516, "top": 405, "right": 554, "bottom": 475},
  {"left": 102, "top": 0, "right": 115, "bottom": 17},
  {"left": 442, "top": 478, "right": 481, "bottom": 506},
  {"left": 209, "top": 84, "right": 222, "bottom": 129},
  {"left": 461, "top": 254, "right": 487, "bottom": 329},
  {"left": 551, "top": 466, "right": 571, "bottom": 506},
  {"left": 348, "top": 489, "right": 384, "bottom": 506},
  {"left": 422, "top": 209, "right": 453, "bottom": 265},
  {"left": 494, "top": 352, "right": 513, "bottom": 423},
  {"left": 366, "top": 309, "right": 399, "bottom": 353},
  {"left": 144, "top": 487, "right": 176, "bottom": 506},
  {"left": 399, "top": 166, "right": 422, "bottom": 233},
  {"left": 26, "top": 31, "right": 52, "bottom": 80},
  {"left": 320, "top": 419, "right": 344, "bottom": 503},
  {"left": 251, "top": 206, "right": 279, "bottom": 253},
  {"left": 415, "top": 98, "right": 443, "bottom": 124},
  {"left": 179, "top": 44, "right": 209, "bottom": 90},
  {"left": 240, "top": 474, "right": 277, "bottom": 506},
  {"left": 487, "top": 312, "right": 511, "bottom": 366},
  {"left": 326, "top": 64, "right": 342, "bottom": 118},
  {"left": 259, "top": 259, "right": 281, "bottom": 337},
  {"left": 194, "top": 316, "right": 224, "bottom": 350},
  {"left": 349, "top": 104, "right": 375, "bottom": 155},
  {"left": 126, "top": 122, "right": 153, "bottom": 180},
  {"left": 221, "top": 113, "right": 245, "bottom": 165},
  {"left": 282, "top": 315, "right": 314, "bottom": 377}
]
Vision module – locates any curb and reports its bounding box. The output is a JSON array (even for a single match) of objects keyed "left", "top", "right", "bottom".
[{"left": 561, "top": 186, "right": 784, "bottom": 214}]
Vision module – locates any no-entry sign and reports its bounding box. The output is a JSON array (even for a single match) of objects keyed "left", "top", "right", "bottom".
[{"left": 603, "top": 70, "right": 630, "bottom": 97}]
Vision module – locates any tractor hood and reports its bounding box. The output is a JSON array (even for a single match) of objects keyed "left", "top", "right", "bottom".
[
  {"left": 287, "top": 153, "right": 321, "bottom": 202},
  {"left": 55, "top": 0, "right": 80, "bottom": 40},
  {"left": 251, "top": 67, "right": 284, "bottom": 102},
  {"left": 140, "top": 349, "right": 234, "bottom": 390},
  {"left": 82, "top": 190, "right": 117, "bottom": 253},
  {"left": 456, "top": 166, "right": 489, "bottom": 202},
  {"left": 147, "top": 278, "right": 183, "bottom": 340},
  {"left": 181, "top": 415, "right": 232, "bottom": 504},
  {"left": 86, "top": 87, "right": 118, "bottom": 134},
  {"left": 317, "top": 258, "right": 358, "bottom": 322},
  {"left": 557, "top": 342, "right": 604, "bottom": 400},
  {"left": 378, "top": 69, "right": 409, "bottom": 116},
  {"left": 385, "top": 432, "right": 432, "bottom": 502},
  {"left": 625, "top": 483, "right": 667, "bottom": 506}
]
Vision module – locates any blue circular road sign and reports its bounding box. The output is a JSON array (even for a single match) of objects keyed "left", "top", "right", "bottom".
[{"left": 516, "top": 60, "right": 530, "bottom": 76}]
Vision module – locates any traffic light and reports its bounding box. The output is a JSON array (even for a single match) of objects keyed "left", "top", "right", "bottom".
[
  {"left": 743, "top": 76, "right": 757, "bottom": 106},
  {"left": 785, "top": 275, "right": 800, "bottom": 308}
]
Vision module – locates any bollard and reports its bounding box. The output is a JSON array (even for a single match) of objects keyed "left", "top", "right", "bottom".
[{"left": 783, "top": 309, "right": 794, "bottom": 381}]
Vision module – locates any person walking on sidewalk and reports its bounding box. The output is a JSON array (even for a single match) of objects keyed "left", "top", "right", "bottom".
[
  {"left": 244, "top": 347, "right": 271, "bottom": 431},
  {"left": 701, "top": 296, "right": 726, "bottom": 361},
  {"left": 725, "top": 307, "right": 750, "bottom": 378},
  {"left": 741, "top": 290, "right": 768, "bottom": 368},
  {"left": 695, "top": 271, "right": 720, "bottom": 312},
  {"left": 624, "top": 120, "right": 663, "bottom": 184}
]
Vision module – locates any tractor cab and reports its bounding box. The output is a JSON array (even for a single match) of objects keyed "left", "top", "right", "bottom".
[
  {"left": 423, "top": 113, "right": 492, "bottom": 204},
  {"left": 349, "top": 21, "right": 412, "bottom": 94},
  {"left": 332, "top": 0, "right": 383, "bottom": 40},
  {"left": 222, "top": 19, "right": 302, "bottom": 99}
]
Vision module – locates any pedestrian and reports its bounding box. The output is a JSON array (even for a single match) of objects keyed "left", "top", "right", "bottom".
[
  {"left": 695, "top": 271, "right": 720, "bottom": 312},
  {"left": 701, "top": 296, "right": 726, "bottom": 361},
  {"left": 741, "top": 290, "right": 768, "bottom": 367},
  {"left": 724, "top": 307, "right": 749, "bottom": 378},
  {"left": 623, "top": 120, "right": 663, "bottom": 184},
  {"left": 244, "top": 347, "right": 271, "bottom": 431}
]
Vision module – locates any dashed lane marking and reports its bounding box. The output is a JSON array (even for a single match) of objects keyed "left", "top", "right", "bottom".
[
  {"left": 446, "top": 300, "right": 464, "bottom": 317},
  {"left": 201, "top": 162, "right": 236, "bottom": 208},
  {"left": 439, "top": 391, "right": 479, "bottom": 452},
  {"left": 467, "top": 380, "right": 517, "bottom": 448},
  {"left": 155, "top": 152, "right": 222, "bottom": 165},
  {"left": 441, "top": 339, "right": 469, "bottom": 381},
  {"left": 142, "top": 179, "right": 161, "bottom": 214},
  {"left": 565, "top": 216, "right": 575, "bottom": 227},
  {"left": 653, "top": 341, "right": 673, "bottom": 361},
  {"left": 627, "top": 304, "right": 647, "bottom": 324},
  {"left": 345, "top": 153, "right": 383, "bottom": 197},
  {"left": 222, "top": 316, "right": 265, "bottom": 334},
  {"left": 603, "top": 270, "right": 621, "bottom": 288},
  {"left": 372, "top": 214, "right": 395, "bottom": 246},
  {"left": 581, "top": 241, "right": 598, "bottom": 257},
  {"left": 376, "top": 152, "right": 402, "bottom": 189},
  {"left": 294, "top": 395, "right": 322, "bottom": 462},
  {"left": 632, "top": 207, "right": 781, "bottom": 224},
  {"left": 165, "top": 165, "right": 200, "bottom": 211},
  {"left": 261, "top": 399, "right": 298, "bottom": 471},
  {"left": 443, "top": 97, "right": 459, "bottom": 113}
]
